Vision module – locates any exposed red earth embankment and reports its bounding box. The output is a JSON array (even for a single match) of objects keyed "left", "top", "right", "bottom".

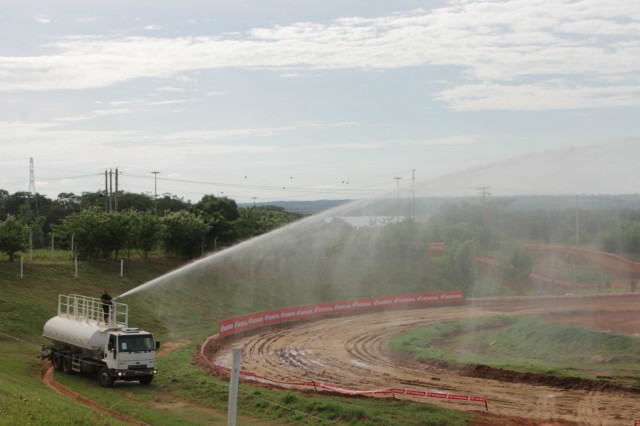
[{"left": 40, "top": 364, "right": 147, "bottom": 425}]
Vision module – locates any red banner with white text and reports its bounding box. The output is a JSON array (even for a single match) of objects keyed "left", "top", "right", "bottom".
[{"left": 218, "top": 290, "right": 464, "bottom": 337}]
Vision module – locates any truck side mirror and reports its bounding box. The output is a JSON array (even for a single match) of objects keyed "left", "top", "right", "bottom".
[{"left": 156, "top": 341, "right": 161, "bottom": 350}]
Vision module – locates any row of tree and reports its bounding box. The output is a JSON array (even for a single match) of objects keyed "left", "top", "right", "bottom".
[
  {"left": 0, "top": 189, "right": 303, "bottom": 260},
  {"left": 3, "top": 187, "right": 640, "bottom": 298}
]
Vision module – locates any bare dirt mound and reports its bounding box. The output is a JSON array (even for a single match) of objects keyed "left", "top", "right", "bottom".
[{"left": 427, "top": 361, "right": 640, "bottom": 393}]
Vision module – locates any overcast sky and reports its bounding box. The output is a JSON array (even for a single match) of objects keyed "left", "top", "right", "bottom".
[{"left": 1, "top": 0, "right": 639, "bottom": 203}]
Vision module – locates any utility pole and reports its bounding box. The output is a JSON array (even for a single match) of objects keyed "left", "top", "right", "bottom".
[
  {"left": 575, "top": 195, "right": 580, "bottom": 247},
  {"left": 151, "top": 171, "right": 161, "bottom": 215},
  {"left": 104, "top": 170, "right": 108, "bottom": 211},
  {"left": 114, "top": 168, "right": 119, "bottom": 212},
  {"left": 478, "top": 186, "right": 490, "bottom": 225},
  {"left": 393, "top": 177, "right": 402, "bottom": 223},
  {"left": 252, "top": 197, "right": 257, "bottom": 207},
  {"left": 411, "top": 169, "right": 416, "bottom": 221},
  {"left": 109, "top": 169, "right": 113, "bottom": 212},
  {"left": 477, "top": 186, "right": 490, "bottom": 202}
]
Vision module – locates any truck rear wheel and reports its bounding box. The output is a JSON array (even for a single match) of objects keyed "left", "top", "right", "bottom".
[
  {"left": 51, "top": 353, "right": 63, "bottom": 371},
  {"left": 62, "top": 356, "right": 73, "bottom": 374},
  {"left": 98, "top": 367, "right": 114, "bottom": 387}
]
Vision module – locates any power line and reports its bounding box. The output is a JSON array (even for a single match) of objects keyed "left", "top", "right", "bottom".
[
  {"left": 3, "top": 164, "right": 406, "bottom": 204},
  {"left": 37, "top": 173, "right": 103, "bottom": 183},
  {"left": 124, "top": 173, "right": 381, "bottom": 194}
]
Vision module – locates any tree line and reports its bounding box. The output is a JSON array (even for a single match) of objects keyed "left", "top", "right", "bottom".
[
  {"left": 0, "top": 189, "right": 303, "bottom": 261},
  {"left": 3, "top": 188, "right": 640, "bottom": 298}
]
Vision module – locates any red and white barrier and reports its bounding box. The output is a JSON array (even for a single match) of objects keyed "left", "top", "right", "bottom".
[{"left": 218, "top": 290, "right": 464, "bottom": 337}]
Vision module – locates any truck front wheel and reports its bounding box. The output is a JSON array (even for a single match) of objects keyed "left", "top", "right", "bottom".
[
  {"left": 62, "top": 356, "right": 73, "bottom": 374},
  {"left": 98, "top": 367, "right": 114, "bottom": 387},
  {"left": 139, "top": 375, "right": 154, "bottom": 385}
]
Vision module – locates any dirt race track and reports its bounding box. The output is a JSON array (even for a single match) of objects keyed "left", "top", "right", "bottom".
[{"left": 209, "top": 295, "right": 640, "bottom": 426}]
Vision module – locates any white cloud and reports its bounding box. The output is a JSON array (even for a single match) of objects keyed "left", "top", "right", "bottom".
[
  {"left": 0, "top": 121, "right": 272, "bottom": 182},
  {"left": 287, "top": 135, "right": 479, "bottom": 152},
  {"left": 152, "top": 125, "right": 300, "bottom": 144},
  {"left": 54, "top": 108, "right": 132, "bottom": 122},
  {"left": 436, "top": 81, "right": 640, "bottom": 111},
  {"left": 175, "top": 74, "right": 196, "bottom": 83},
  {"left": 33, "top": 14, "right": 51, "bottom": 24},
  {"left": 205, "top": 91, "right": 225, "bottom": 96},
  {"left": 146, "top": 98, "right": 196, "bottom": 106},
  {"left": 156, "top": 86, "right": 185, "bottom": 92},
  {"left": 407, "top": 135, "right": 481, "bottom": 147},
  {"left": 2, "top": 1, "right": 639, "bottom": 110},
  {"left": 0, "top": 120, "right": 366, "bottom": 157},
  {"left": 48, "top": 97, "right": 197, "bottom": 122},
  {"left": 103, "top": 99, "right": 148, "bottom": 107},
  {"left": 74, "top": 16, "right": 97, "bottom": 23}
]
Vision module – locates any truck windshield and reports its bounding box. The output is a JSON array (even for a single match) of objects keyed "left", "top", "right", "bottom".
[{"left": 118, "top": 334, "right": 155, "bottom": 352}]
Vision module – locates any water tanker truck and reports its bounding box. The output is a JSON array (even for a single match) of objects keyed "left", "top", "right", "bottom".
[{"left": 41, "top": 294, "right": 159, "bottom": 387}]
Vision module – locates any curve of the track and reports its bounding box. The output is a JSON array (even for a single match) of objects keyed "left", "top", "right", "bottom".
[{"left": 210, "top": 295, "right": 640, "bottom": 425}]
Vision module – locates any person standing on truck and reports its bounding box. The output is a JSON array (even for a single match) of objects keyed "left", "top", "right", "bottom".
[{"left": 101, "top": 290, "right": 112, "bottom": 323}]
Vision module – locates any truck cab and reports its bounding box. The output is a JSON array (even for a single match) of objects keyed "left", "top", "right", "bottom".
[{"left": 102, "top": 327, "right": 159, "bottom": 386}]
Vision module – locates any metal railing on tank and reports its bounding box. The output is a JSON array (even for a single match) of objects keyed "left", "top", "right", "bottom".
[{"left": 58, "top": 294, "right": 128, "bottom": 328}]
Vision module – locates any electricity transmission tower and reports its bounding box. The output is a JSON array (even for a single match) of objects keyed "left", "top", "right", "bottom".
[{"left": 29, "top": 157, "right": 39, "bottom": 216}]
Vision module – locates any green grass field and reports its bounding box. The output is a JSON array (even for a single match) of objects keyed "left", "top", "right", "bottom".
[
  {"left": 390, "top": 315, "right": 640, "bottom": 382},
  {"left": 0, "top": 253, "right": 470, "bottom": 425}
]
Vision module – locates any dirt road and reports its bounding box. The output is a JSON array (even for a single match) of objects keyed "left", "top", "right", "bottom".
[{"left": 210, "top": 295, "right": 640, "bottom": 425}]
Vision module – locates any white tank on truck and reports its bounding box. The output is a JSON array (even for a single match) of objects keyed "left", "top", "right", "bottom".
[{"left": 41, "top": 294, "right": 160, "bottom": 387}]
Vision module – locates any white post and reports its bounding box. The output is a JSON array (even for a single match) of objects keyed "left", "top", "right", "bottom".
[
  {"left": 120, "top": 259, "right": 124, "bottom": 277},
  {"left": 74, "top": 257, "right": 78, "bottom": 278},
  {"left": 51, "top": 234, "right": 54, "bottom": 256},
  {"left": 20, "top": 256, "right": 24, "bottom": 279},
  {"left": 228, "top": 348, "right": 242, "bottom": 426}
]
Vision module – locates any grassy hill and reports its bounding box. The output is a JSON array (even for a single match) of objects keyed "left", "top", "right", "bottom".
[
  {"left": 0, "top": 257, "right": 184, "bottom": 337},
  {"left": 0, "top": 256, "right": 185, "bottom": 426}
]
